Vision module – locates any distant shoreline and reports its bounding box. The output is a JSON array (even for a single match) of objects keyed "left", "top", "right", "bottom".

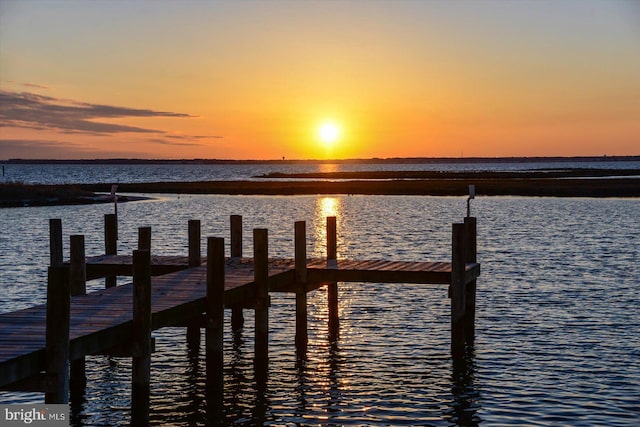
[
  {"left": 2, "top": 155, "right": 639, "bottom": 165},
  {"left": 81, "top": 177, "right": 640, "bottom": 198},
  {"left": 2, "top": 168, "right": 639, "bottom": 207}
]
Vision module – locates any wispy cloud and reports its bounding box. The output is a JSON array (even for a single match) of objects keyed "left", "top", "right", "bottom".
[
  {"left": 0, "top": 139, "right": 140, "bottom": 159},
  {"left": 145, "top": 138, "right": 203, "bottom": 146},
  {"left": 22, "top": 83, "right": 50, "bottom": 90},
  {"left": 0, "top": 90, "right": 196, "bottom": 136}
]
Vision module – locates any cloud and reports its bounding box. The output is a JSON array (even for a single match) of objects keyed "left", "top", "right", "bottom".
[
  {"left": 22, "top": 83, "right": 50, "bottom": 90},
  {"left": 0, "top": 139, "right": 144, "bottom": 160},
  {"left": 0, "top": 90, "right": 195, "bottom": 136},
  {"left": 145, "top": 138, "right": 203, "bottom": 146}
]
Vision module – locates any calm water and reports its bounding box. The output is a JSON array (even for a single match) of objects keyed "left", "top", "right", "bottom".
[
  {"left": 1, "top": 163, "right": 639, "bottom": 426},
  {"left": 1, "top": 195, "right": 639, "bottom": 426},
  {"left": 2, "top": 159, "right": 639, "bottom": 184}
]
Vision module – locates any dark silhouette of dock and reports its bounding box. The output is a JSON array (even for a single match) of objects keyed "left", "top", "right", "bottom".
[{"left": 0, "top": 214, "right": 479, "bottom": 425}]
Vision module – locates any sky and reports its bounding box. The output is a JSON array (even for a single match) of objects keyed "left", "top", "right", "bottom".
[{"left": 1, "top": 0, "right": 639, "bottom": 160}]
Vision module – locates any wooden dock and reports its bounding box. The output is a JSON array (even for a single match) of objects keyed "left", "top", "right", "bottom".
[{"left": 0, "top": 214, "right": 479, "bottom": 424}]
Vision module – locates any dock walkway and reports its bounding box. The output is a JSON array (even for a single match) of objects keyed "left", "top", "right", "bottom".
[{"left": 0, "top": 214, "right": 479, "bottom": 424}]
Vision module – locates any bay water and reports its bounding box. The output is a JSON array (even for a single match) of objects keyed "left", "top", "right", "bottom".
[{"left": 1, "top": 162, "right": 639, "bottom": 425}]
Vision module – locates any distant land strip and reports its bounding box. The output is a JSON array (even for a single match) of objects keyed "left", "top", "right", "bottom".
[
  {"left": 2, "top": 155, "right": 639, "bottom": 165},
  {"left": 79, "top": 178, "right": 640, "bottom": 198},
  {"left": 2, "top": 175, "right": 639, "bottom": 208},
  {"left": 256, "top": 169, "right": 640, "bottom": 180}
]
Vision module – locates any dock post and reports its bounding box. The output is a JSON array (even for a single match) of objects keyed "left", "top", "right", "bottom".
[
  {"left": 187, "top": 220, "right": 202, "bottom": 350},
  {"left": 463, "top": 217, "right": 477, "bottom": 345},
  {"left": 253, "top": 228, "right": 269, "bottom": 385},
  {"left": 49, "top": 219, "right": 63, "bottom": 267},
  {"left": 451, "top": 223, "right": 466, "bottom": 356},
  {"left": 131, "top": 249, "right": 152, "bottom": 426},
  {"left": 230, "top": 215, "right": 244, "bottom": 330},
  {"left": 295, "top": 221, "right": 308, "bottom": 357},
  {"left": 104, "top": 214, "right": 117, "bottom": 288},
  {"left": 45, "top": 265, "right": 70, "bottom": 404},
  {"left": 138, "top": 227, "right": 152, "bottom": 251},
  {"left": 69, "top": 235, "right": 87, "bottom": 397},
  {"left": 206, "top": 237, "right": 225, "bottom": 424},
  {"left": 327, "top": 216, "right": 339, "bottom": 342}
]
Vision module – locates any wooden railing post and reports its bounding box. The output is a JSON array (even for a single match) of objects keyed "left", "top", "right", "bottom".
[
  {"left": 104, "top": 214, "right": 117, "bottom": 288},
  {"left": 132, "top": 249, "right": 152, "bottom": 426},
  {"left": 206, "top": 237, "right": 225, "bottom": 423},
  {"left": 188, "top": 220, "right": 201, "bottom": 268},
  {"left": 295, "top": 221, "right": 308, "bottom": 357},
  {"left": 69, "top": 235, "right": 86, "bottom": 396},
  {"left": 463, "top": 217, "right": 477, "bottom": 345},
  {"left": 451, "top": 223, "right": 466, "bottom": 356},
  {"left": 138, "top": 227, "right": 152, "bottom": 251},
  {"left": 230, "top": 215, "right": 244, "bottom": 330},
  {"left": 45, "top": 265, "right": 70, "bottom": 404},
  {"left": 253, "top": 228, "right": 269, "bottom": 385},
  {"left": 187, "top": 220, "right": 201, "bottom": 350},
  {"left": 49, "top": 219, "right": 63, "bottom": 267},
  {"left": 327, "top": 216, "right": 339, "bottom": 342}
]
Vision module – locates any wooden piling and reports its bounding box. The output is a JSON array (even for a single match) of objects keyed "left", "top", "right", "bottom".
[
  {"left": 463, "top": 217, "right": 477, "bottom": 345},
  {"left": 45, "top": 266, "right": 70, "bottom": 404},
  {"left": 451, "top": 223, "right": 466, "bottom": 356},
  {"left": 104, "top": 214, "right": 117, "bottom": 288},
  {"left": 206, "top": 237, "right": 225, "bottom": 423},
  {"left": 187, "top": 220, "right": 202, "bottom": 350},
  {"left": 253, "top": 228, "right": 269, "bottom": 383},
  {"left": 138, "top": 227, "right": 152, "bottom": 251},
  {"left": 131, "top": 249, "right": 152, "bottom": 426},
  {"left": 69, "top": 235, "right": 86, "bottom": 395},
  {"left": 294, "top": 221, "right": 308, "bottom": 356},
  {"left": 230, "top": 215, "right": 244, "bottom": 330},
  {"left": 327, "top": 216, "right": 339, "bottom": 341},
  {"left": 49, "top": 219, "right": 63, "bottom": 267},
  {"left": 188, "top": 220, "right": 201, "bottom": 268}
]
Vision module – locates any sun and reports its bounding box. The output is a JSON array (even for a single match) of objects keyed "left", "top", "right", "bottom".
[{"left": 318, "top": 122, "right": 341, "bottom": 146}]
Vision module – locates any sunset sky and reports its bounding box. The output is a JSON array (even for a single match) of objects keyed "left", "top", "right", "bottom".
[{"left": 1, "top": 0, "right": 639, "bottom": 160}]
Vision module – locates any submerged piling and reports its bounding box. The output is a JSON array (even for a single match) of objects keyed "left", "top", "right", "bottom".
[
  {"left": 131, "top": 249, "right": 152, "bottom": 425},
  {"left": 206, "top": 237, "right": 225, "bottom": 423},
  {"left": 253, "top": 228, "right": 269, "bottom": 385},
  {"left": 327, "top": 216, "right": 339, "bottom": 342},
  {"left": 230, "top": 215, "right": 245, "bottom": 330},
  {"left": 49, "top": 219, "right": 63, "bottom": 268},
  {"left": 45, "top": 265, "right": 70, "bottom": 404},
  {"left": 104, "top": 214, "right": 117, "bottom": 288},
  {"left": 295, "top": 221, "right": 308, "bottom": 357},
  {"left": 186, "top": 220, "right": 202, "bottom": 350},
  {"left": 69, "top": 235, "right": 87, "bottom": 396},
  {"left": 451, "top": 223, "right": 466, "bottom": 356},
  {"left": 463, "top": 217, "right": 477, "bottom": 345}
]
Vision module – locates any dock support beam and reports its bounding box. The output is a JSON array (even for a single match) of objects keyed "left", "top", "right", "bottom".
[
  {"left": 451, "top": 223, "right": 466, "bottom": 356},
  {"left": 327, "top": 216, "right": 339, "bottom": 342},
  {"left": 69, "top": 235, "right": 87, "bottom": 397},
  {"left": 206, "top": 237, "right": 225, "bottom": 424},
  {"left": 463, "top": 217, "right": 477, "bottom": 345},
  {"left": 230, "top": 215, "right": 244, "bottom": 330},
  {"left": 187, "top": 220, "right": 201, "bottom": 350},
  {"left": 104, "top": 214, "right": 117, "bottom": 288},
  {"left": 45, "top": 266, "right": 70, "bottom": 404},
  {"left": 253, "top": 229, "right": 269, "bottom": 386},
  {"left": 132, "top": 249, "right": 152, "bottom": 426},
  {"left": 295, "top": 221, "right": 308, "bottom": 357}
]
